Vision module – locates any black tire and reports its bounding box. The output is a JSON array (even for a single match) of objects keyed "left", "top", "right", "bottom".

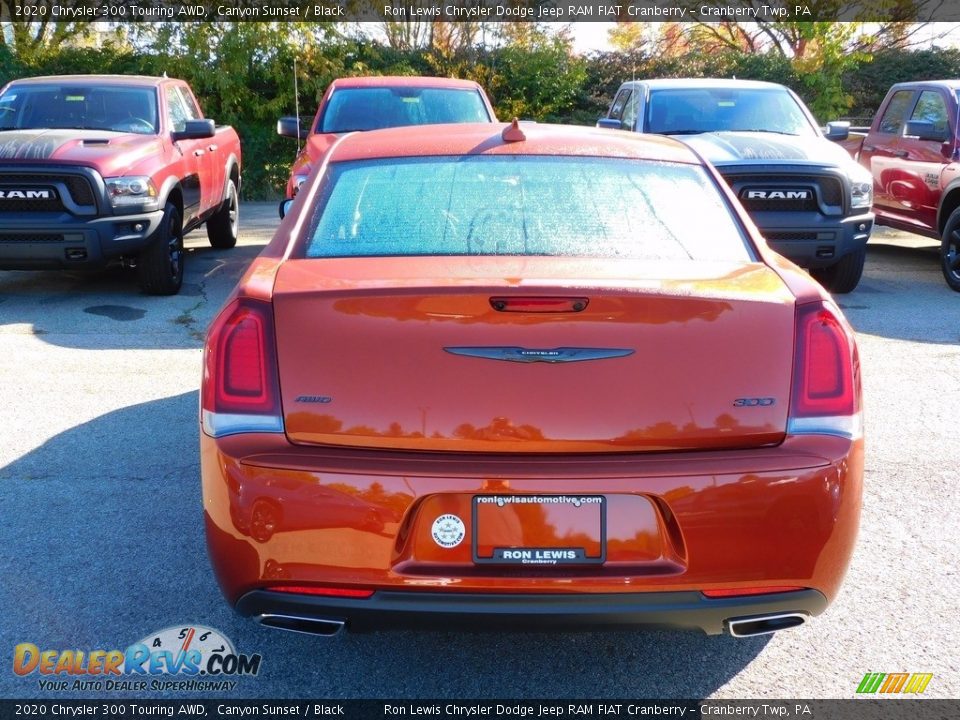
[
  {"left": 940, "top": 207, "right": 960, "bottom": 292},
  {"left": 137, "top": 203, "right": 184, "bottom": 296},
  {"left": 206, "top": 178, "right": 239, "bottom": 249},
  {"left": 810, "top": 247, "right": 866, "bottom": 294}
]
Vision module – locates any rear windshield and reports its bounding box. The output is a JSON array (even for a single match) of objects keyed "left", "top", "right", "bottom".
[
  {"left": 647, "top": 88, "right": 815, "bottom": 137},
  {"left": 303, "top": 156, "right": 752, "bottom": 262},
  {"left": 319, "top": 87, "right": 491, "bottom": 133},
  {"left": 0, "top": 85, "right": 159, "bottom": 135}
]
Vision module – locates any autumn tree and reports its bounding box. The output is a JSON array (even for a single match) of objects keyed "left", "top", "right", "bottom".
[{"left": 0, "top": 1, "right": 99, "bottom": 60}]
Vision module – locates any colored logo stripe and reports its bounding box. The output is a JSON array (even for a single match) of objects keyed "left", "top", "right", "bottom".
[
  {"left": 857, "top": 672, "right": 932, "bottom": 694},
  {"left": 903, "top": 673, "right": 934, "bottom": 694},
  {"left": 880, "top": 673, "right": 909, "bottom": 693},
  {"left": 857, "top": 673, "right": 886, "bottom": 693}
]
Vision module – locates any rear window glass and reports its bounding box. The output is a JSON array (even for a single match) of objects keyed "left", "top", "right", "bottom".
[
  {"left": 303, "top": 156, "right": 751, "bottom": 262},
  {"left": 319, "top": 88, "right": 491, "bottom": 133}
]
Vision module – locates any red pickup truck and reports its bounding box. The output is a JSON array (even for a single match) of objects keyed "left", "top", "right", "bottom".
[
  {"left": 0, "top": 75, "right": 241, "bottom": 295},
  {"left": 277, "top": 76, "right": 496, "bottom": 202},
  {"left": 836, "top": 80, "right": 960, "bottom": 291}
]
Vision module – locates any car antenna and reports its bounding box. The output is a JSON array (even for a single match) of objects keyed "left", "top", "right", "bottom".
[
  {"left": 501, "top": 117, "right": 526, "bottom": 143},
  {"left": 294, "top": 55, "right": 302, "bottom": 154}
]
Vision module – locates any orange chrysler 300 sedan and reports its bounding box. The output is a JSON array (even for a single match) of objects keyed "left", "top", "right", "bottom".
[{"left": 200, "top": 122, "right": 863, "bottom": 638}]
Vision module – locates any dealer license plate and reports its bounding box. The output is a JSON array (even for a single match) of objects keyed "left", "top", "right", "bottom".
[{"left": 472, "top": 494, "right": 606, "bottom": 565}]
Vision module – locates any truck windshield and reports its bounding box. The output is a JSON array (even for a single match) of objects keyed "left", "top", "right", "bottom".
[
  {"left": 319, "top": 87, "right": 491, "bottom": 133},
  {"left": 304, "top": 156, "right": 751, "bottom": 262},
  {"left": 0, "top": 85, "right": 159, "bottom": 135},
  {"left": 647, "top": 88, "right": 815, "bottom": 137}
]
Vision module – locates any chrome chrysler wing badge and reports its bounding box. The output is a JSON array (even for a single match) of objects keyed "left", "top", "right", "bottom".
[{"left": 443, "top": 347, "right": 634, "bottom": 363}]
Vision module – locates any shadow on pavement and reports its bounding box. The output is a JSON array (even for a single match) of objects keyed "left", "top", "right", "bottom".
[
  {"left": 0, "top": 242, "right": 263, "bottom": 350},
  {"left": 825, "top": 243, "right": 958, "bottom": 345},
  {"left": 0, "top": 392, "right": 769, "bottom": 699}
]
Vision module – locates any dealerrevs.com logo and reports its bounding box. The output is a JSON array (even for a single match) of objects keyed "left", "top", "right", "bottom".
[{"left": 13, "top": 625, "right": 261, "bottom": 692}]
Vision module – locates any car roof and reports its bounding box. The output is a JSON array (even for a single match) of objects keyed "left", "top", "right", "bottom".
[
  {"left": 623, "top": 78, "right": 788, "bottom": 91},
  {"left": 5, "top": 75, "right": 172, "bottom": 88},
  {"left": 330, "top": 76, "right": 482, "bottom": 90},
  {"left": 328, "top": 122, "right": 702, "bottom": 164},
  {"left": 889, "top": 79, "right": 960, "bottom": 91}
]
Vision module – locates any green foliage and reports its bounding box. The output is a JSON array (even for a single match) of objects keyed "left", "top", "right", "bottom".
[
  {"left": 3, "top": 26, "right": 960, "bottom": 199},
  {"left": 844, "top": 48, "right": 960, "bottom": 119},
  {"left": 485, "top": 37, "right": 587, "bottom": 122}
]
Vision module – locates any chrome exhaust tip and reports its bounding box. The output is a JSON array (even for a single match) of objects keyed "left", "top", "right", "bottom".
[
  {"left": 254, "top": 613, "right": 346, "bottom": 637},
  {"left": 727, "top": 612, "right": 808, "bottom": 637}
]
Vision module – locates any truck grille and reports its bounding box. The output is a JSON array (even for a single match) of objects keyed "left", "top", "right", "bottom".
[
  {"left": 0, "top": 173, "right": 96, "bottom": 210},
  {"left": 0, "top": 233, "right": 65, "bottom": 243},
  {"left": 720, "top": 172, "right": 845, "bottom": 213},
  {"left": 0, "top": 195, "right": 64, "bottom": 212},
  {"left": 739, "top": 192, "right": 818, "bottom": 212}
]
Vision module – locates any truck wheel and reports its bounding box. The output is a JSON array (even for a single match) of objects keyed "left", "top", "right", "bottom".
[
  {"left": 206, "top": 179, "right": 239, "bottom": 249},
  {"left": 940, "top": 207, "right": 960, "bottom": 292},
  {"left": 811, "top": 247, "right": 866, "bottom": 294},
  {"left": 137, "top": 203, "right": 184, "bottom": 296}
]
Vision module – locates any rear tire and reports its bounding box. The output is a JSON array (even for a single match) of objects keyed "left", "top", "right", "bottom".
[
  {"left": 206, "top": 178, "right": 239, "bottom": 249},
  {"left": 940, "top": 207, "right": 960, "bottom": 292},
  {"left": 810, "top": 247, "right": 866, "bottom": 294},
  {"left": 137, "top": 203, "right": 184, "bottom": 296}
]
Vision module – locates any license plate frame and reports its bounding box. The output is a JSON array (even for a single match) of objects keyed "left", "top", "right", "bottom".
[{"left": 471, "top": 494, "right": 606, "bottom": 566}]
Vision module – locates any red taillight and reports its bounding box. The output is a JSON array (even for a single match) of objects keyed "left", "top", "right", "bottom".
[
  {"left": 268, "top": 585, "right": 374, "bottom": 599},
  {"left": 220, "top": 308, "right": 269, "bottom": 405},
  {"left": 201, "top": 298, "right": 282, "bottom": 437},
  {"left": 790, "top": 301, "right": 859, "bottom": 428},
  {"left": 702, "top": 586, "right": 804, "bottom": 599}
]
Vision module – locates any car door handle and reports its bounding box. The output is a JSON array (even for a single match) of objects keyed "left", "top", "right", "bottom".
[
  {"left": 207, "top": 144, "right": 218, "bottom": 152},
  {"left": 863, "top": 145, "right": 875, "bottom": 152},
  {"left": 894, "top": 150, "right": 909, "bottom": 158},
  {"left": 193, "top": 149, "right": 205, "bottom": 157}
]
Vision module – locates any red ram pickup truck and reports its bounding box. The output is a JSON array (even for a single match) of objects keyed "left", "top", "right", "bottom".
[
  {"left": 0, "top": 75, "right": 241, "bottom": 295},
  {"left": 835, "top": 80, "right": 960, "bottom": 291},
  {"left": 277, "top": 76, "right": 496, "bottom": 202}
]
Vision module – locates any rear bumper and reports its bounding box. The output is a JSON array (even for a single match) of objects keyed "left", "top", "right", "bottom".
[
  {"left": 0, "top": 210, "right": 164, "bottom": 270},
  {"left": 202, "top": 432, "right": 863, "bottom": 634},
  {"left": 236, "top": 587, "right": 828, "bottom": 635}
]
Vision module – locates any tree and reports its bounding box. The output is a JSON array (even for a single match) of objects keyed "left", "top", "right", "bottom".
[{"left": 0, "top": 1, "right": 96, "bottom": 59}]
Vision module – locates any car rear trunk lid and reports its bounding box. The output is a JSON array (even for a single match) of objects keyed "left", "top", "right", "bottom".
[{"left": 272, "top": 257, "right": 795, "bottom": 453}]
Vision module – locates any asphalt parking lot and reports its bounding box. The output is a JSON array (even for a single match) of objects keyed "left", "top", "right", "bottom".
[{"left": 0, "top": 203, "right": 957, "bottom": 700}]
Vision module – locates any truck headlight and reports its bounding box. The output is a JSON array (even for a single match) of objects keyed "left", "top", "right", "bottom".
[
  {"left": 850, "top": 179, "right": 873, "bottom": 209},
  {"left": 105, "top": 176, "right": 159, "bottom": 211}
]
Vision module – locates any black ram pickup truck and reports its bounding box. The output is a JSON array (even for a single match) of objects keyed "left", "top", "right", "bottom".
[{"left": 599, "top": 78, "right": 874, "bottom": 293}]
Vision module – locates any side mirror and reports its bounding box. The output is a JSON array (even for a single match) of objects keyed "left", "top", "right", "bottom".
[
  {"left": 172, "top": 118, "right": 215, "bottom": 141},
  {"left": 823, "top": 121, "right": 850, "bottom": 142},
  {"left": 278, "top": 116, "right": 309, "bottom": 140},
  {"left": 279, "top": 199, "right": 294, "bottom": 219},
  {"left": 596, "top": 118, "right": 624, "bottom": 131},
  {"left": 905, "top": 119, "right": 949, "bottom": 143}
]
